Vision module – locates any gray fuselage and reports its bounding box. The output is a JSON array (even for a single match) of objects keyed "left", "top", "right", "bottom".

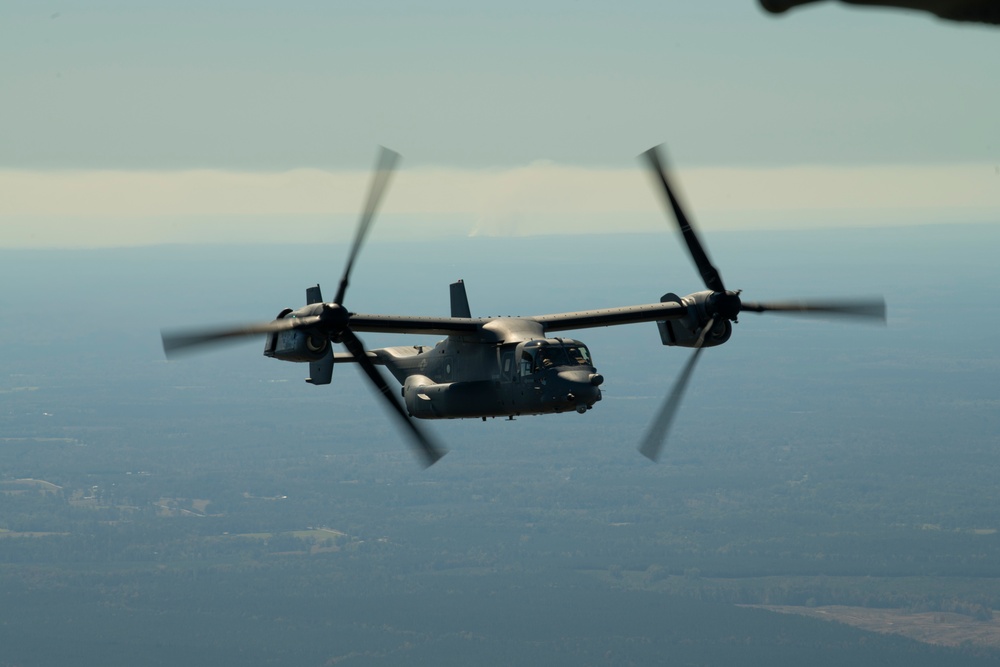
[{"left": 376, "top": 335, "right": 603, "bottom": 420}]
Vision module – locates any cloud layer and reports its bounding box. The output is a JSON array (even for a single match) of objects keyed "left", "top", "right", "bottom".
[{"left": 2, "top": 163, "right": 998, "bottom": 247}]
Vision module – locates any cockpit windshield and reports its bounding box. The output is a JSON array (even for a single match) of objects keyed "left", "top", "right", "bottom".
[{"left": 534, "top": 342, "right": 592, "bottom": 370}]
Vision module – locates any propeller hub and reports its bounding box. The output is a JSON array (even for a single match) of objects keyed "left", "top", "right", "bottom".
[
  {"left": 320, "top": 303, "right": 351, "bottom": 339},
  {"left": 708, "top": 290, "right": 742, "bottom": 321}
]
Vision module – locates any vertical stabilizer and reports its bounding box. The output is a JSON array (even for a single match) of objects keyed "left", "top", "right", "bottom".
[
  {"left": 450, "top": 280, "right": 472, "bottom": 318},
  {"left": 305, "top": 284, "right": 333, "bottom": 384},
  {"left": 306, "top": 351, "right": 334, "bottom": 385}
]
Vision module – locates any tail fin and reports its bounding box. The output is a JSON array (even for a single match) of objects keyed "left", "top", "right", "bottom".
[
  {"left": 450, "top": 280, "right": 472, "bottom": 318},
  {"left": 305, "top": 284, "right": 333, "bottom": 384}
]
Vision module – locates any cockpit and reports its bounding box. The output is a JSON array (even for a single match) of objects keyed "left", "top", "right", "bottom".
[
  {"left": 519, "top": 339, "right": 593, "bottom": 376},
  {"left": 499, "top": 337, "right": 603, "bottom": 415}
]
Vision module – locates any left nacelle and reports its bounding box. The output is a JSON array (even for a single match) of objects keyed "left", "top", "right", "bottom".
[{"left": 263, "top": 308, "right": 330, "bottom": 362}]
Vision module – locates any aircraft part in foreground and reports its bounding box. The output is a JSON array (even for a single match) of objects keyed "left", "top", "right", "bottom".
[
  {"left": 162, "top": 146, "right": 885, "bottom": 466},
  {"left": 760, "top": 0, "right": 1000, "bottom": 25}
]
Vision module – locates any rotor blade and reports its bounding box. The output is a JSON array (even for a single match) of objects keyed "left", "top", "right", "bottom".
[
  {"left": 340, "top": 328, "right": 446, "bottom": 467},
  {"left": 641, "top": 145, "right": 726, "bottom": 293},
  {"left": 639, "top": 318, "right": 714, "bottom": 462},
  {"left": 333, "top": 147, "right": 401, "bottom": 305},
  {"left": 740, "top": 298, "right": 886, "bottom": 322},
  {"left": 162, "top": 316, "right": 323, "bottom": 358}
]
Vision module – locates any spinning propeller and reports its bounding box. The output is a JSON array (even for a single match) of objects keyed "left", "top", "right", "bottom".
[
  {"left": 162, "top": 148, "right": 446, "bottom": 467},
  {"left": 637, "top": 145, "right": 885, "bottom": 462}
]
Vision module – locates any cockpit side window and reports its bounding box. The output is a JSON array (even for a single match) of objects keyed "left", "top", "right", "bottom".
[{"left": 520, "top": 349, "right": 536, "bottom": 378}]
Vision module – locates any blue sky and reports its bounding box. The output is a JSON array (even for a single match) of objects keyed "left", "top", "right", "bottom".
[{"left": 2, "top": 1, "right": 998, "bottom": 245}]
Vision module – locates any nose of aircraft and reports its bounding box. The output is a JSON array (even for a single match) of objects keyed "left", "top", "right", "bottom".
[{"left": 556, "top": 370, "right": 603, "bottom": 408}]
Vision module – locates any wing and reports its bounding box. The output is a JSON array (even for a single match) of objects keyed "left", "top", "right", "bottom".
[
  {"left": 533, "top": 301, "right": 690, "bottom": 333},
  {"left": 351, "top": 302, "right": 691, "bottom": 338},
  {"left": 164, "top": 304, "right": 688, "bottom": 358},
  {"left": 347, "top": 313, "right": 482, "bottom": 336}
]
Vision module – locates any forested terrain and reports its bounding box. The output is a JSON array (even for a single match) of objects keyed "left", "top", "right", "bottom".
[{"left": 2, "top": 225, "right": 999, "bottom": 665}]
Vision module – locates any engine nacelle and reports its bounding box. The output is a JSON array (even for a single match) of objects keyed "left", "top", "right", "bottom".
[
  {"left": 657, "top": 291, "right": 733, "bottom": 348},
  {"left": 263, "top": 308, "right": 330, "bottom": 362}
]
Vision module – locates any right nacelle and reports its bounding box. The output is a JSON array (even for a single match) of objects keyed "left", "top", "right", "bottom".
[{"left": 657, "top": 291, "right": 732, "bottom": 348}]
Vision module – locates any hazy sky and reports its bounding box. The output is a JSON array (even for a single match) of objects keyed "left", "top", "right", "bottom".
[{"left": 2, "top": 1, "right": 998, "bottom": 245}]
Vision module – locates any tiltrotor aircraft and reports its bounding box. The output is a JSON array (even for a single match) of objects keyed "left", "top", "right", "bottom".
[{"left": 162, "top": 146, "right": 885, "bottom": 466}]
